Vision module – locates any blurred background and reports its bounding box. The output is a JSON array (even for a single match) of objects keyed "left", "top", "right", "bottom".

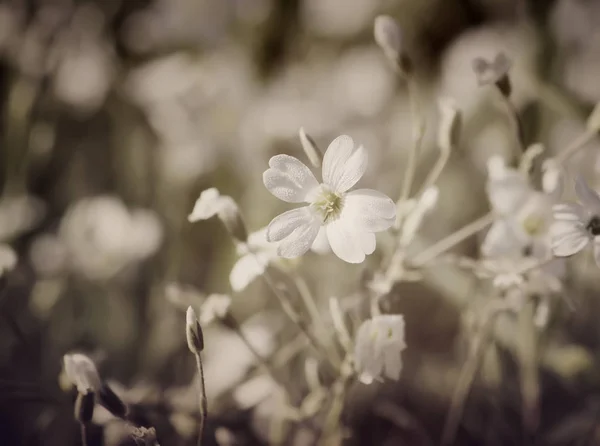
[{"left": 2, "top": 0, "right": 600, "bottom": 445}]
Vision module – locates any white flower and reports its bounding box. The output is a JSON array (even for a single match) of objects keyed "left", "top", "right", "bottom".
[
  {"left": 59, "top": 196, "right": 163, "bottom": 280},
  {"left": 0, "top": 244, "right": 17, "bottom": 277},
  {"left": 263, "top": 135, "right": 396, "bottom": 263},
  {"left": 63, "top": 353, "right": 102, "bottom": 393},
  {"left": 354, "top": 314, "right": 406, "bottom": 385},
  {"left": 482, "top": 156, "right": 554, "bottom": 259},
  {"left": 199, "top": 294, "right": 232, "bottom": 325},
  {"left": 550, "top": 176, "right": 600, "bottom": 265}
]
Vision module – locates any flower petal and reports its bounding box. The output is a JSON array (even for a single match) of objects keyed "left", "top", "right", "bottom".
[
  {"left": 574, "top": 175, "right": 600, "bottom": 214},
  {"left": 549, "top": 220, "right": 589, "bottom": 257},
  {"left": 326, "top": 219, "right": 366, "bottom": 263},
  {"left": 360, "top": 232, "right": 376, "bottom": 255},
  {"left": 481, "top": 220, "right": 522, "bottom": 257},
  {"left": 266, "top": 207, "right": 314, "bottom": 242},
  {"left": 310, "top": 226, "right": 331, "bottom": 254},
  {"left": 553, "top": 203, "right": 588, "bottom": 222},
  {"left": 229, "top": 253, "right": 268, "bottom": 292},
  {"left": 322, "top": 136, "right": 368, "bottom": 193},
  {"left": 188, "top": 188, "right": 225, "bottom": 222},
  {"left": 277, "top": 220, "right": 320, "bottom": 258},
  {"left": 263, "top": 155, "right": 319, "bottom": 203},
  {"left": 342, "top": 189, "right": 396, "bottom": 233}
]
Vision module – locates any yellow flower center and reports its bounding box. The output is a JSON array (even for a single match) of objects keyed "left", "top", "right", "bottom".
[
  {"left": 522, "top": 214, "right": 545, "bottom": 236},
  {"left": 312, "top": 188, "right": 344, "bottom": 223}
]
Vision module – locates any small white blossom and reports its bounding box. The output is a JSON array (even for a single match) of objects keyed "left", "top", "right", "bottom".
[
  {"left": 354, "top": 314, "right": 406, "bottom": 385},
  {"left": 263, "top": 135, "right": 396, "bottom": 263},
  {"left": 482, "top": 156, "right": 554, "bottom": 260},
  {"left": 199, "top": 294, "right": 232, "bottom": 325},
  {"left": 550, "top": 176, "right": 600, "bottom": 265},
  {"left": 63, "top": 353, "right": 102, "bottom": 393}
]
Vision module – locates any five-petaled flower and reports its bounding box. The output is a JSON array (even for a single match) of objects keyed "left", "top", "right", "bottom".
[
  {"left": 550, "top": 176, "right": 600, "bottom": 266},
  {"left": 354, "top": 314, "right": 406, "bottom": 385},
  {"left": 263, "top": 135, "right": 396, "bottom": 263}
]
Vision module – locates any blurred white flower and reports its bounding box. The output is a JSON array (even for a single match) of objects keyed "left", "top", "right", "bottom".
[
  {"left": 550, "top": 176, "right": 600, "bottom": 265},
  {"left": 199, "top": 293, "right": 232, "bottom": 325},
  {"left": 0, "top": 244, "right": 17, "bottom": 277},
  {"left": 263, "top": 135, "right": 396, "bottom": 263},
  {"left": 354, "top": 314, "right": 406, "bottom": 385},
  {"left": 63, "top": 353, "right": 102, "bottom": 393},
  {"left": 482, "top": 156, "right": 554, "bottom": 259},
  {"left": 59, "top": 196, "right": 163, "bottom": 280}
]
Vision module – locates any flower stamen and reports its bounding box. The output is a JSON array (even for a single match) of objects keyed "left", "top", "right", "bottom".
[{"left": 311, "top": 188, "right": 344, "bottom": 223}]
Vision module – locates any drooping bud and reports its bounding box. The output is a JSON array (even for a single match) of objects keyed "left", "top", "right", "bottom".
[
  {"left": 437, "top": 98, "right": 462, "bottom": 152},
  {"left": 75, "top": 391, "right": 95, "bottom": 423},
  {"left": 186, "top": 306, "right": 204, "bottom": 354},
  {"left": 188, "top": 188, "right": 248, "bottom": 243},
  {"left": 472, "top": 52, "right": 512, "bottom": 97},
  {"left": 373, "top": 15, "right": 411, "bottom": 77},
  {"left": 299, "top": 127, "right": 322, "bottom": 168},
  {"left": 97, "top": 382, "right": 128, "bottom": 419},
  {"left": 63, "top": 353, "right": 102, "bottom": 394}
]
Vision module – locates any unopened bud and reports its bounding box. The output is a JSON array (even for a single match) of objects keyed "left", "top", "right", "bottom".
[
  {"left": 437, "top": 98, "right": 461, "bottom": 152},
  {"left": 186, "top": 306, "right": 204, "bottom": 354},
  {"left": 217, "top": 197, "right": 248, "bottom": 243},
  {"left": 299, "top": 127, "right": 322, "bottom": 168},
  {"left": 97, "top": 383, "right": 128, "bottom": 419},
  {"left": 472, "top": 52, "right": 512, "bottom": 97},
  {"left": 63, "top": 353, "right": 102, "bottom": 393},
  {"left": 75, "top": 391, "right": 95, "bottom": 423},
  {"left": 374, "top": 15, "right": 412, "bottom": 76},
  {"left": 586, "top": 102, "right": 600, "bottom": 132}
]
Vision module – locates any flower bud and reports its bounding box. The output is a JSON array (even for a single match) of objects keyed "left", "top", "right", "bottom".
[
  {"left": 374, "top": 15, "right": 411, "bottom": 76},
  {"left": 437, "top": 98, "right": 461, "bottom": 152},
  {"left": 188, "top": 188, "right": 248, "bottom": 243},
  {"left": 472, "top": 52, "right": 512, "bottom": 97},
  {"left": 97, "top": 383, "right": 128, "bottom": 419},
  {"left": 186, "top": 306, "right": 204, "bottom": 354},
  {"left": 75, "top": 391, "right": 95, "bottom": 423},
  {"left": 299, "top": 127, "right": 322, "bottom": 168}
]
